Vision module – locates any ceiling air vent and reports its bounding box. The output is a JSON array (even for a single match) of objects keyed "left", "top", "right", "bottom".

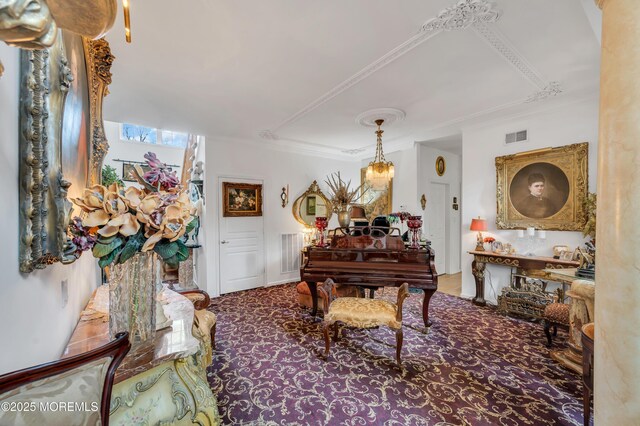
[{"left": 505, "top": 130, "right": 528, "bottom": 144}]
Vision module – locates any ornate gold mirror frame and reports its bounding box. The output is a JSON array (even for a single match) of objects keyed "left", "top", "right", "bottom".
[
  {"left": 292, "top": 181, "right": 333, "bottom": 228},
  {"left": 18, "top": 33, "right": 113, "bottom": 273}
]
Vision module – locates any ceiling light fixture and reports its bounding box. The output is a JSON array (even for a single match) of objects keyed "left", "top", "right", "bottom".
[
  {"left": 365, "top": 119, "right": 395, "bottom": 190},
  {"left": 123, "top": 0, "right": 131, "bottom": 43}
]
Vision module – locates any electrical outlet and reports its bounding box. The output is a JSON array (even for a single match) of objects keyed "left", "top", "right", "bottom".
[
  {"left": 61, "top": 279, "right": 68, "bottom": 308},
  {"left": 400, "top": 204, "right": 407, "bottom": 211}
]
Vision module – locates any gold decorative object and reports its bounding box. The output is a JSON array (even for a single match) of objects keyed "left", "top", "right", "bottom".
[
  {"left": 292, "top": 181, "right": 332, "bottom": 228},
  {"left": 495, "top": 142, "right": 588, "bottom": 231},
  {"left": 365, "top": 119, "right": 395, "bottom": 190},
  {"left": 360, "top": 167, "right": 392, "bottom": 220},
  {"left": 18, "top": 34, "right": 113, "bottom": 273},
  {"left": 123, "top": 0, "right": 131, "bottom": 42},
  {"left": 435, "top": 156, "right": 446, "bottom": 176},
  {"left": 222, "top": 182, "right": 262, "bottom": 217},
  {"left": 0, "top": 59, "right": 4, "bottom": 77},
  {"left": 0, "top": 0, "right": 116, "bottom": 49},
  {"left": 470, "top": 217, "right": 487, "bottom": 251},
  {"left": 420, "top": 194, "right": 427, "bottom": 210}
]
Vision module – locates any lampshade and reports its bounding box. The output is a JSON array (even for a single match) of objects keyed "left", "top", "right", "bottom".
[
  {"left": 470, "top": 218, "right": 487, "bottom": 231},
  {"left": 365, "top": 119, "right": 394, "bottom": 191},
  {"left": 349, "top": 205, "right": 367, "bottom": 219}
]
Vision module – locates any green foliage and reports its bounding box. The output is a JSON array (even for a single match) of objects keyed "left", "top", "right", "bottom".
[
  {"left": 118, "top": 231, "right": 145, "bottom": 264},
  {"left": 102, "top": 165, "right": 124, "bottom": 187},
  {"left": 93, "top": 237, "right": 123, "bottom": 258},
  {"left": 583, "top": 193, "right": 596, "bottom": 240},
  {"left": 185, "top": 216, "right": 198, "bottom": 234},
  {"left": 153, "top": 241, "right": 179, "bottom": 261}
]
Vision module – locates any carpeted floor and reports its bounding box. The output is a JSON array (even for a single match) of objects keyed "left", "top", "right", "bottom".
[{"left": 206, "top": 284, "right": 587, "bottom": 426}]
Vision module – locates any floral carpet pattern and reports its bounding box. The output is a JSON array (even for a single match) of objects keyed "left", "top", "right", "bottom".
[{"left": 207, "top": 284, "right": 586, "bottom": 426}]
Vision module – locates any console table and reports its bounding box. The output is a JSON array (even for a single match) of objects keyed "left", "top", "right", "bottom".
[
  {"left": 62, "top": 286, "right": 220, "bottom": 425},
  {"left": 468, "top": 251, "right": 579, "bottom": 306}
]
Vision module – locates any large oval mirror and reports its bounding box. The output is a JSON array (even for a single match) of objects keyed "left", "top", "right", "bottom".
[{"left": 292, "top": 181, "right": 332, "bottom": 227}]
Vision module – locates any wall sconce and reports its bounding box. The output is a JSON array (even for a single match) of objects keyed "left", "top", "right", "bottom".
[
  {"left": 420, "top": 194, "right": 427, "bottom": 210},
  {"left": 452, "top": 197, "right": 459, "bottom": 210},
  {"left": 280, "top": 185, "right": 289, "bottom": 208}
]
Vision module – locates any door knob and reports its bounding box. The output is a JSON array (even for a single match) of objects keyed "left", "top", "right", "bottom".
[{"left": 221, "top": 240, "right": 229, "bottom": 244}]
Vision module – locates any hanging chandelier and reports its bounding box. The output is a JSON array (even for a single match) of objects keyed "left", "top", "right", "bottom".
[{"left": 365, "top": 119, "right": 395, "bottom": 190}]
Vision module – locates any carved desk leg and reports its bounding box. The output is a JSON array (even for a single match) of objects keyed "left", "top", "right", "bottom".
[
  {"left": 471, "top": 258, "right": 487, "bottom": 306},
  {"left": 422, "top": 289, "right": 436, "bottom": 327}
]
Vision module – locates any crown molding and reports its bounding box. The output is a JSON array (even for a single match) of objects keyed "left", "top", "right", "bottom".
[
  {"left": 255, "top": 0, "right": 569, "bottom": 158},
  {"left": 472, "top": 22, "right": 546, "bottom": 89},
  {"left": 420, "top": 0, "right": 501, "bottom": 32},
  {"left": 525, "top": 81, "right": 563, "bottom": 102}
]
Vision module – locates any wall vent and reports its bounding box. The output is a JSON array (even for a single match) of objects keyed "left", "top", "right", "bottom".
[
  {"left": 280, "top": 233, "right": 304, "bottom": 274},
  {"left": 505, "top": 130, "right": 528, "bottom": 144}
]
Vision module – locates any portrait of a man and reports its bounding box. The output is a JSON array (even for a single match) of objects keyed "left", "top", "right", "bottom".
[{"left": 510, "top": 163, "right": 569, "bottom": 219}]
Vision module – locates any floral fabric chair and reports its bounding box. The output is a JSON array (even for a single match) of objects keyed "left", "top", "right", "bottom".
[{"left": 0, "top": 332, "right": 130, "bottom": 426}]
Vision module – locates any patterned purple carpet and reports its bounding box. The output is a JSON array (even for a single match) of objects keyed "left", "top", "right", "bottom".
[{"left": 206, "top": 284, "right": 586, "bottom": 425}]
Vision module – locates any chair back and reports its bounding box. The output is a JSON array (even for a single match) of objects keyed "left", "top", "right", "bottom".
[{"left": 0, "top": 332, "right": 130, "bottom": 426}]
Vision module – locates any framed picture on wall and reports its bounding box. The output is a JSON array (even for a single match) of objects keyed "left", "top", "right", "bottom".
[
  {"left": 122, "top": 163, "right": 151, "bottom": 182},
  {"left": 495, "top": 142, "right": 588, "bottom": 230},
  {"left": 223, "top": 182, "right": 263, "bottom": 217}
]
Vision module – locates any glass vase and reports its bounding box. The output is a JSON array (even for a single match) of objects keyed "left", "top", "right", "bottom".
[{"left": 108, "top": 251, "right": 159, "bottom": 343}]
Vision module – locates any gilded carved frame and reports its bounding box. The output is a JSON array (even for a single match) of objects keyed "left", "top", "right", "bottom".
[
  {"left": 18, "top": 34, "right": 113, "bottom": 273},
  {"left": 495, "top": 142, "right": 588, "bottom": 231},
  {"left": 291, "top": 181, "right": 333, "bottom": 228}
]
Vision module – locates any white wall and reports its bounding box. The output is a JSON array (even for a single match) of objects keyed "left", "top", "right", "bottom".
[
  {"left": 103, "top": 121, "right": 185, "bottom": 186},
  {"left": 460, "top": 99, "right": 599, "bottom": 303},
  {"left": 417, "top": 145, "right": 462, "bottom": 274},
  {"left": 203, "top": 139, "right": 360, "bottom": 296},
  {"left": 0, "top": 45, "right": 100, "bottom": 375}
]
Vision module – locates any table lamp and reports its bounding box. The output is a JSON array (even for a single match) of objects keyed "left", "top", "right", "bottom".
[{"left": 470, "top": 217, "right": 488, "bottom": 251}]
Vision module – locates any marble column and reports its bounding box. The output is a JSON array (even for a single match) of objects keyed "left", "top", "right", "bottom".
[{"left": 594, "top": 0, "right": 640, "bottom": 424}]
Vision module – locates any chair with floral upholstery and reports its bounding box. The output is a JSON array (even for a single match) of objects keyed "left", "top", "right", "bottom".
[
  {"left": 0, "top": 332, "right": 130, "bottom": 426},
  {"left": 318, "top": 278, "right": 409, "bottom": 366}
]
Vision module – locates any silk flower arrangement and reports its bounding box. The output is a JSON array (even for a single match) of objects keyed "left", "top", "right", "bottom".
[{"left": 69, "top": 153, "right": 198, "bottom": 268}]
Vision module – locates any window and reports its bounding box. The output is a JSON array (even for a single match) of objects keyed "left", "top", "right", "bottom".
[
  {"left": 161, "top": 130, "right": 189, "bottom": 148},
  {"left": 121, "top": 123, "right": 188, "bottom": 148},
  {"left": 122, "top": 123, "right": 157, "bottom": 144}
]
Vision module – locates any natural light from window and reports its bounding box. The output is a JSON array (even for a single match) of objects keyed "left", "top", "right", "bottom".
[{"left": 121, "top": 123, "right": 188, "bottom": 148}]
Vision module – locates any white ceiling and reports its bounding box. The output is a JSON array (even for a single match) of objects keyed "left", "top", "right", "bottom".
[{"left": 102, "top": 0, "right": 601, "bottom": 159}]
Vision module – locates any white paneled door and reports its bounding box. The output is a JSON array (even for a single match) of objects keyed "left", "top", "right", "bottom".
[
  {"left": 219, "top": 178, "right": 265, "bottom": 294},
  {"left": 428, "top": 182, "right": 447, "bottom": 275}
]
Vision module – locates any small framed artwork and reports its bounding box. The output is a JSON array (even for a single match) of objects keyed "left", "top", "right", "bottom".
[
  {"left": 435, "top": 156, "right": 446, "bottom": 176},
  {"left": 223, "top": 182, "right": 263, "bottom": 217},
  {"left": 122, "top": 163, "right": 151, "bottom": 182},
  {"left": 306, "top": 196, "right": 316, "bottom": 215},
  {"left": 495, "top": 142, "right": 588, "bottom": 230}
]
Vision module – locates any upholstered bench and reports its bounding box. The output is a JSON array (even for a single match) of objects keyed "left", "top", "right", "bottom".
[
  {"left": 296, "top": 281, "right": 358, "bottom": 309},
  {"left": 543, "top": 302, "right": 570, "bottom": 347}
]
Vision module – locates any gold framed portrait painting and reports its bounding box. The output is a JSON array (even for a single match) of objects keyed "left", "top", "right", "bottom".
[
  {"left": 223, "top": 182, "right": 263, "bottom": 217},
  {"left": 495, "top": 142, "right": 588, "bottom": 231}
]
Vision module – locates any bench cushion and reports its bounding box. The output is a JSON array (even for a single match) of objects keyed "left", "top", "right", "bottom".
[{"left": 325, "top": 297, "right": 401, "bottom": 329}]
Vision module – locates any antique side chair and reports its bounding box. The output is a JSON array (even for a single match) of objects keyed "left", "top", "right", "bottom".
[
  {"left": 0, "top": 332, "right": 130, "bottom": 426},
  {"left": 318, "top": 279, "right": 409, "bottom": 366}
]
